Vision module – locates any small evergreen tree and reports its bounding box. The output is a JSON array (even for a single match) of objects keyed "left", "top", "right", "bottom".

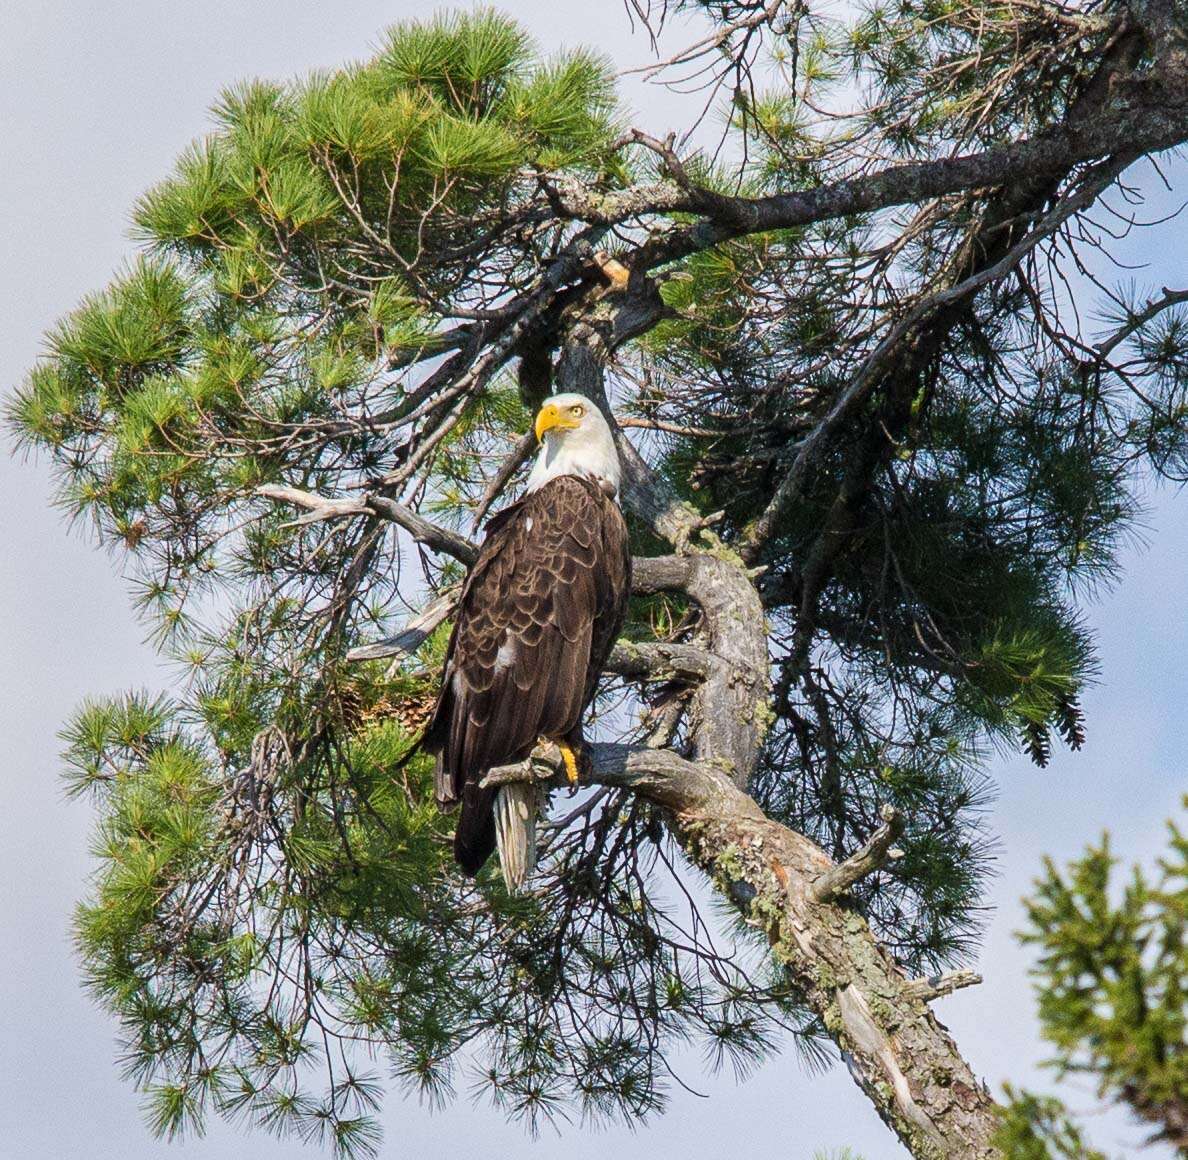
[
  {"left": 1006, "top": 801, "right": 1188, "bottom": 1156},
  {"left": 10, "top": 4, "right": 1188, "bottom": 1156}
]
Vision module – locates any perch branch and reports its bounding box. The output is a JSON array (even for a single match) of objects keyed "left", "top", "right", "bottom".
[{"left": 478, "top": 741, "right": 1000, "bottom": 1157}]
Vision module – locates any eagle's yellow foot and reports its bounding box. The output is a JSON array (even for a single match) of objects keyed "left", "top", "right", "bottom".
[
  {"left": 544, "top": 739, "right": 579, "bottom": 786},
  {"left": 560, "top": 740, "right": 582, "bottom": 786},
  {"left": 535, "top": 737, "right": 582, "bottom": 787}
]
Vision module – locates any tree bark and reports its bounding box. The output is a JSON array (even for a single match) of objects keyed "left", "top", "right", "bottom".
[
  {"left": 487, "top": 727, "right": 1003, "bottom": 1157},
  {"left": 581, "top": 742, "right": 1002, "bottom": 1160},
  {"left": 627, "top": 547, "right": 1002, "bottom": 1157}
]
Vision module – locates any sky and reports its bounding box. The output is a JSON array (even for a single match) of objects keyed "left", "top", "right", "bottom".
[{"left": 0, "top": 3, "right": 1183, "bottom": 1158}]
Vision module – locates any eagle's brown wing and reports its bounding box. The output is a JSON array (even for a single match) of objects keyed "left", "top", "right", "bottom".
[{"left": 423, "top": 475, "right": 630, "bottom": 875}]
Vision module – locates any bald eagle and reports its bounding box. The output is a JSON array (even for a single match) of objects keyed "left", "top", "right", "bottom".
[{"left": 423, "top": 393, "right": 632, "bottom": 889}]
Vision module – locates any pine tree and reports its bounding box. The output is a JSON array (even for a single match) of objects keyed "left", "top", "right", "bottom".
[
  {"left": 9, "top": 4, "right": 1188, "bottom": 1156},
  {"left": 1005, "top": 801, "right": 1188, "bottom": 1156}
]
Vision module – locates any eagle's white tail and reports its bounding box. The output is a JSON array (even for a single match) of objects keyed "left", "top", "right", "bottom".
[{"left": 494, "top": 783, "right": 538, "bottom": 892}]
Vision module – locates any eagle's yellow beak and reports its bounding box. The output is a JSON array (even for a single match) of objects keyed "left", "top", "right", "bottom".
[{"left": 534, "top": 402, "right": 580, "bottom": 442}]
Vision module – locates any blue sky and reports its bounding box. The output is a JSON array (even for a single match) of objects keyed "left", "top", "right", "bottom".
[{"left": 0, "top": 3, "right": 1182, "bottom": 1157}]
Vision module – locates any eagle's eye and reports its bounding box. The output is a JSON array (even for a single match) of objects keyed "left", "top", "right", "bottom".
[{"left": 571, "top": 404, "right": 584, "bottom": 418}]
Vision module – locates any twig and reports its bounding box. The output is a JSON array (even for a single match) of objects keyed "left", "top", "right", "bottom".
[
  {"left": 470, "top": 430, "right": 537, "bottom": 534},
  {"left": 1094, "top": 285, "right": 1188, "bottom": 359}
]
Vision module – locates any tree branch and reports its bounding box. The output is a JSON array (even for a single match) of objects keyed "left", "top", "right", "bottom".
[
  {"left": 811, "top": 803, "right": 907, "bottom": 903},
  {"left": 483, "top": 740, "right": 1000, "bottom": 1158},
  {"left": 344, "top": 590, "right": 458, "bottom": 663},
  {"left": 559, "top": 65, "right": 1188, "bottom": 263},
  {"left": 1094, "top": 285, "right": 1188, "bottom": 359},
  {"left": 469, "top": 430, "right": 537, "bottom": 533},
  {"left": 605, "top": 639, "right": 711, "bottom": 681},
  {"left": 365, "top": 497, "right": 479, "bottom": 565},
  {"left": 256, "top": 484, "right": 478, "bottom": 565},
  {"left": 903, "top": 970, "right": 984, "bottom": 1003}
]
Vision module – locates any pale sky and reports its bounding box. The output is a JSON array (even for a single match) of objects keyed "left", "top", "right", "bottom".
[{"left": 0, "top": 3, "right": 1182, "bottom": 1158}]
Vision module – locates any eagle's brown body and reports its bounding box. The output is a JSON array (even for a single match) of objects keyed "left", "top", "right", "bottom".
[{"left": 424, "top": 474, "right": 631, "bottom": 875}]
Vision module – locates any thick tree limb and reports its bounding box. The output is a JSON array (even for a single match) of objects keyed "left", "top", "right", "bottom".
[
  {"left": 605, "top": 639, "right": 711, "bottom": 681},
  {"left": 557, "top": 65, "right": 1188, "bottom": 259},
  {"left": 567, "top": 363, "right": 995, "bottom": 1150}
]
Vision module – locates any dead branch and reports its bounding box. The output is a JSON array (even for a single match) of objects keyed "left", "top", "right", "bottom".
[
  {"left": 811, "top": 803, "right": 907, "bottom": 903},
  {"left": 257, "top": 484, "right": 478, "bottom": 565},
  {"left": 903, "top": 970, "right": 985, "bottom": 1003}
]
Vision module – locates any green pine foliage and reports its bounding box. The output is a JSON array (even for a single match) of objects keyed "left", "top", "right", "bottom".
[
  {"left": 993, "top": 1087, "right": 1108, "bottom": 1160},
  {"left": 63, "top": 666, "right": 816, "bottom": 1152},
  {"left": 7, "top": 15, "right": 808, "bottom": 1152},
  {"left": 1014, "top": 804, "right": 1188, "bottom": 1152}
]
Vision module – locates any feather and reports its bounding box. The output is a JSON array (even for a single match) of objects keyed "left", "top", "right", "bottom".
[{"left": 494, "top": 782, "right": 540, "bottom": 892}]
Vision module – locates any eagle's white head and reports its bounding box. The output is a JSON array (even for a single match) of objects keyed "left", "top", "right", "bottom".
[{"left": 525, "top": 392, "right": 622, "bottom": 498}]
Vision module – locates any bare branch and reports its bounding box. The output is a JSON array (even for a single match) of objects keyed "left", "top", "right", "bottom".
[
  {"left": 256, "top": 484, "right": 478, "bottom": 565},
  {"left": 903, "top": 970, "right": 985, "bottom": 1003},
  {"left": 365, "top": 497, "right": 478, "bottom": 564},
  {"left": 255, "top": 484, "right": 368, "bottom": 524},
  {"left": 344, "top": 589, "right": 458, "bottom": 663},
  {"left": 470, "top": 430, "right": 537, "bottom": 534},
  {"left": 811, "top": 803, "right": 907, "bottom": 903},
  {"left": 559, "top": 68, "right": 1188, "bottom": 256}
]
